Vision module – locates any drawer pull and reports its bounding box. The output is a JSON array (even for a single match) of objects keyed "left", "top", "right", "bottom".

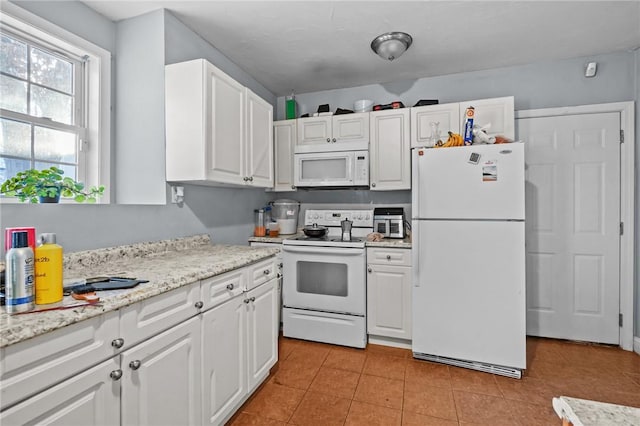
[
  {"left": 110, "top": 369, "right": 123, "bottom": 381},
  {"left": 367, "top": 267, "right": 372, "bottom": 273},
  {"left": 111, "top": 338, "right": 124, "bottom": 349},
  {"left": 226, "top": 283, "right": 234, "bottom": 290},
  {"left": 194, "top": 301, "right": 204, "bottom": 309},
  {"left": 244, "top": 299, "right": 251, "bottom": 304},
  {"left": 129, "top": 360, "right": 141, "bottom": 370},
  {"left": 386, "top": 255, "right": 391, "bottom": 260},
  {"left": 263, "top": 269, "right": 270, "bottom": 275},
  {"left": 250, "top": 297, "right": 256, "bottom": 302}
]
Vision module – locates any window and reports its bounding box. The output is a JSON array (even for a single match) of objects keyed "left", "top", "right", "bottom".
[{"left": 0, "top": 4, "right": 111, "bottom": 203}]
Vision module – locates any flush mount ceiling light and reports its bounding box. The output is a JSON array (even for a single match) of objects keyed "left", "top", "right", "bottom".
[{"left": 370, "top": 31, "right": 413, "bottom": 61}]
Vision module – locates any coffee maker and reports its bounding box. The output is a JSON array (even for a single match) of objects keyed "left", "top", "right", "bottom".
[{"left": 341, "top": 218, "right": 352, "bottom": 241}]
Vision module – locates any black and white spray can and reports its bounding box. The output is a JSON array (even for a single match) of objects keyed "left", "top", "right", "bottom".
[{"left": 5, "top": 230, "right": 35, "bottom": 314}]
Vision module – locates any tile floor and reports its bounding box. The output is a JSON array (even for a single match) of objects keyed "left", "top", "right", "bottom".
[{"left": 229, "top": 336, "right": 640, "bottom": 425}]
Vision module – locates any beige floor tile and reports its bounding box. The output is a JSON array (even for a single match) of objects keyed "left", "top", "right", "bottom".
[
  {"left": 345, "top": 400, "right": 402, "bottom": 426},
  {"left": 285, "top": 340, "right": 331, "bottom": 366},
  {"left": 495, "top": 375, "right": 561, "bottom": 407},
  {"left": 353, "top": 373, "right": 404, "bottom": 409},
  {"left": 507, "top": 399, "right": 561, "bottom": 426},
  {"left": 288, "top": 391, "right": 351, "bottom": 426},
  {"left": 309, "top": 366, "right": 361, "bottom": 399},
  {"left": 402, "top": 383, "right": 457, "bottom": 421},
  {"left": 363, "top": 353, "right": 408, "bottom": 380}
]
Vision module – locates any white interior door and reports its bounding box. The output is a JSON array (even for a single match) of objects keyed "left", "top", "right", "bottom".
[{"left": 518, "top": 112, "right": 621, "bottom": 344}]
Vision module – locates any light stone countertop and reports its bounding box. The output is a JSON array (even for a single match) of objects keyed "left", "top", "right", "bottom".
[
  {"left": 552, "top": 396, "right": 640, "bottom": 425},
  {"left": 1, "top": 235, "right": 279, "bottom": 348}
]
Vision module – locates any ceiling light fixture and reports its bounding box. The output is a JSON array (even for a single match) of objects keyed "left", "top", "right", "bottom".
[{"left": 370, "top": 32, "right": 413, "bottom": 61}]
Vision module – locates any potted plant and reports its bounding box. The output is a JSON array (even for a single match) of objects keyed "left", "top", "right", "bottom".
[{"left": 0, "top": 166, "right": 105, "bottom": 203}]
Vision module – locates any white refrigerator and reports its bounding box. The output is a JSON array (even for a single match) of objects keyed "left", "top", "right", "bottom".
[{"left": 411, "top": 142, "right": 526, "bottom": 378}]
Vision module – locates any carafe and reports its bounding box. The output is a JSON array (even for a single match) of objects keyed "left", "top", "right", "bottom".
[
  {"left": 254, "top": 209, "right": 266, "bottom": 237},
  {"left": 341, "top": 218, "right": 352, "bottom": 241}
]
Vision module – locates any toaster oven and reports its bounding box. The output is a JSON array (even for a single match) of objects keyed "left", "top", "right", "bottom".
[{"left": 373, "top": 207, "right": 405, "bottom": 239}]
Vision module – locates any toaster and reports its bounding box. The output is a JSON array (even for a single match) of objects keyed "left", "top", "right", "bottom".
[{"left": 373, "top": 207, "right": 405, "bottom": 239}]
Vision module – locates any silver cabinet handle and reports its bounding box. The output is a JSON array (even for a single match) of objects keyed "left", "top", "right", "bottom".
[
  {"left": 249, "top": 176, "right": 254, "bottom": 182},
  {"left": 332, "top": 138, "right": 336, "bottom": 143},
  {"left": 110, "top": 369, "right": 123, "bottom": 380},
  {"left": 250, "top": 297, "right": 256, "bottom": 302},
  {"left": 226, "top": 283, "right": 234, "bottom": 290},
  {"left": 371, "top": 182, "right": 376, "bottom": 187},
  {"left": 278, "top": 263, "right": 283, "bottom": 268},
  {"left": 367, "top": 267, "right": 372, "bottom": 273},
  {"left": 277, "top": 273, "right": 282, "bottom": 278},
  {"left": 243, "top": 176, "right": 248, "bottom": 181},
  {"left": 195, "top": 301, "right": 204, "bottom": 309},
  {"left": 326, "top": 138, "right": 331, "bottom": 143},
  {"left": 291, "top": 185, "right": 296, "bottom": 189},
  {"left": 386, "top": 255, "right": 391, "bottom": 260},
  {"left": 111, "top": 338, "right": 124, "bottom": 349},
  {"left": 244, "top": 299, "right": 250, "bottom": 304},
  {"left": 129, "top": 360, "right": 141, "bottom": 370},
  {"left": 263, "top": 269, "right": 270, "bottom": 275}
]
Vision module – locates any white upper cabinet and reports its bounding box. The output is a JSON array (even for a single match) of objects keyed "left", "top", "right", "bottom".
[
  {"left": 411, "top": 102, "right": 460, "bottom": 148},
  {"left": 370, "top": 109, "right": 411, "bottom": 191},
  {"left": 165, "top": 59, "right": 273, "bottom": 187},
  {"left": 273, "top": 120, "right": 297, "bottom": 192},
  {"left": 411, "top": 96, "right": 514, "bottom": 148},
  {"left": 459, "top": 96, "right": 515, "bottom": 141},
  {"left": 296, "top": 113, "right": 369, "bottom": 153}
]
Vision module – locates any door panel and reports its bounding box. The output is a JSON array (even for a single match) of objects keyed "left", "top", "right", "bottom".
[
  {"left": 518, "top": 112, "right": 620, "bottom": 344},
  {"left": 247, "top": 280, "right": 278, "bottom": 392},
  {"left": 246, "top": 89, "right": 273, "bottom": 186}
]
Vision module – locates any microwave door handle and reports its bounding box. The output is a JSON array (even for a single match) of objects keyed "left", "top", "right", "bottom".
[
  {"left": 282, "top": 246, "right": 363, "bottom": 256},
  {"left": 347, "top": 153, "right": 354, "bottom": 182}
]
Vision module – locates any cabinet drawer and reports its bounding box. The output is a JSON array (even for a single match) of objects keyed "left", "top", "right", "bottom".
[
  {"left": 367, "top": 248, "right": 411, "bottom": 267},
  {"left": 0, "top": 311, "right": 119, "bottom": 410},
  {"left": 119, "top": 282, "right": 200, "bottom": 348},
  {"left": 247, "top": 258, "right": 277, "bottom": 291},
  {"left": 200, "top": 269, "right": 245, "bottom": 311}
]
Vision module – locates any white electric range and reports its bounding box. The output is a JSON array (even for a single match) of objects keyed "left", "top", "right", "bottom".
[{"left": 282, "top": 209, "right": 373, "bottom": 348}]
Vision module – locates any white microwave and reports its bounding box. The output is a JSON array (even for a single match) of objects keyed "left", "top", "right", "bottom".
[{"left": 294, "top": 150, "right": 369, "bottom": 187}]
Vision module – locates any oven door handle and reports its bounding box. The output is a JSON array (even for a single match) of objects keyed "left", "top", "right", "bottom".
[{"left": 282, "top": 246, "right": 363, "bottom": 256}]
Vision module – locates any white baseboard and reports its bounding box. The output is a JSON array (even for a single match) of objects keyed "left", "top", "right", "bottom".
[
  {"left": 634, "top": 336, "right": 640, "bottom": 355},
  {"left": 368, "top": 335, "right": 412, "bottom": 350}
]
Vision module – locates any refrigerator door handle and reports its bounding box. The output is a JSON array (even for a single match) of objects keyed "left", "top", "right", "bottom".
[{"left": 412, "top": 220, "right": 420, "bottom": 287}]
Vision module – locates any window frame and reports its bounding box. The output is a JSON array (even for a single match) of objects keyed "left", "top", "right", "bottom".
[{"left": 0, "top": 2, "right": 111, "bottom": 204}]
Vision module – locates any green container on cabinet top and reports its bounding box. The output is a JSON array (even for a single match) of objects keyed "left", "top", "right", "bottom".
[{"left": 285, "top": 94, "right": 296, "bottom": 120}]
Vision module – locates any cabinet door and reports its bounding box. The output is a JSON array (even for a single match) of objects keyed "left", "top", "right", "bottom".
[
  {"left": 121, "top": 317, "right": 201, "bottom": 426},
  {"left": 296, "top": 116, "right": 332, "bottom": 152},
  {"left": 459, "top": 96, "right": 515, "bottom": 141},
  {"left": 273, "top": 120, "right": 297, "bottom": 191},
  {"left": 411, "top": 102, "right": 460, "bottom": 148},
  {"left": 201, "top": 295, "right": 246, "bottom": 426},
  {"left": 367, "top": 264, "right": 412, "bottom": 340},
  {"left": 246, "top": 89, "right": 274, "bottom": 187},
  {"left": 370, "top": 109, "right": 410, "bottom": 191},
  {"left": 246, "top": 279, "right": 278, "bottom": 392},
  {"left": 332, "top": 112, "right": 369, "bottom": 149},
  {"left": 0, "top": 358, "right": 120, "bottom": 426},
  {"left": 207, "top": 62, "right": 246, "bottom": 185}
]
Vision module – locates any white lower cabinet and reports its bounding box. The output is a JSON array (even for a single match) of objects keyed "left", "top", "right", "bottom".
[
  {"left": 121, "top": 316, "right": 201, "bottom": 426},
  {"left": 366, "top": 248, "right": 412, "bottom": 344},
  {"left": 203, "top": 278, "right": 278, "bottom": 425},
  {"left": 202, "top": 293, "right": 247, "bottom": 426},
  {"left": 0, "top": 258, "right": 279, "bottom": 426},
  {"left": 0, "top": 357, "right": 120, "bottom": 426}
]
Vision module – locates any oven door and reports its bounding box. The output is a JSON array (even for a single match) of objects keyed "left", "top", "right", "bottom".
[{"left": 282, "top": 245, "right": 366, "bottom": 315}]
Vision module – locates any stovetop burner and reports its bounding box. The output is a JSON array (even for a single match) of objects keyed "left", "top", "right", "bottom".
[{"left": 291, "top": 236, "right": 364, "bottom": 243}]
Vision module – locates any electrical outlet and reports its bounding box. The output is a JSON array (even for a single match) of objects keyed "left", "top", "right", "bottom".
[{"left": 171, "top": 186, "right": 184, "bottom": 203}]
